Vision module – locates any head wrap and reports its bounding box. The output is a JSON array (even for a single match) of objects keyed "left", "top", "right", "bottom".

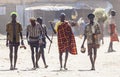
[
  {"left": 29, "top": 17, "right": 36, "bottom": 22},
  {"left": 10, "top": 12, "right": 18, "bottom": 16}
]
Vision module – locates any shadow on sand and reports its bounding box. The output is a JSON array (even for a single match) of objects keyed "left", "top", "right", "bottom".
[
  {"left": 0, "top": 69, "right": 11, "bottom": 71},
  {"left": 78, "top": 69, "right": 93, "bottom": 72},
  {"left": 0, "top": 68, "right": 18, "bottom": 71},
  {"left": 20, "top": 68, "right": 37, "bottom": 71},
  {"left": 51, "top": 69, "right": 73, "bottom": 72}
]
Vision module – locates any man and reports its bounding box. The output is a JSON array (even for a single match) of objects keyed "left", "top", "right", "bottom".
[
  {"left": 6, "top": 12, "right": 24, "bottom": 70},
  {"left": 81, "top": 13, "right": 101, "bottom": 70},
  {"left": 54, "top": 13, "right": 77, "bottom": 70},
  {"left": 107, "top": 10, "right": 119, "bottom": 52},
  {"left": 36, "top": 17, "right": 52, "bottom": 68},
  {"left": 26, "top": 18, "right": 40, "bottom": 69}
]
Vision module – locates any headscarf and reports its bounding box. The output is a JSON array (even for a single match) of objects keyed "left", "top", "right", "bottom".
[{"left": 10, "top": 12, "right": 18, "bottom": 16}]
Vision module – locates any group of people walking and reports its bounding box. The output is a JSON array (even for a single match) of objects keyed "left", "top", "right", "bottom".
[
  {"left": 5, "top": 10, "right": 119, "bottom": 71},
  {"left": 6, "top": 12, "right": 51, "bottom": 70}
]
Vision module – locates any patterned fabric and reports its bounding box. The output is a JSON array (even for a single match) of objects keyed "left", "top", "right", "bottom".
[
  {"left": 57, "top": 21, "right": 77, "bottom": 55},
  {"left": 108, "top": 16, "right": 119, "bottom": 42},
  {"left": 39, "top": 24, "right": 47, "bottom": 37},
  {"left": 84, "top": 23, "right": 101, "bottom": 45},
  {"left": 110, "top": 24, "right": 119, "bottom": 42},
  {"left": 6, "top": 22, "right": 22, "bottom": 43},
  {"left": 27, "top": 24, "right": 41, "bottom": 42},
  {"left": 38, "top": 24, "right": 47, "bottom": 48}
]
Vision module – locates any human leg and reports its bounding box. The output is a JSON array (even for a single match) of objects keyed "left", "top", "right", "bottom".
[
  {"left": 59, "top": 52, "right": 63, "bottom": 70},
  {"left": 35, "top": 46, "right": 39, "bottom": 68},
  {"left": 89, "top": 54, "right": 94, "bottom": 70},
  {"left": 108, "top": 42, "right": 112, "bottom": 52},
  {"left": 37, "top": 48, "right": 41, "bottom": 61},
  {"left": 110, "top": 42, "right": 114, "bottom": 51},
  {"left": 30, "top": 46, "right": 36, "bottom": 68},
  {"left": 40, "top": 46, "right": 48, "bottom": 68},
  {"left": 88, "top": 45, "right": 94, "bottom": 70},
  {"left": 108, "top": 42, "right": 115, "bottom": 52},
  {"left": 93, "top": 48, "right": 97, "bottom": 70},
  {"left": 64, "top": 50, "right": 68, "bottom": 70},
  {"left": 13, "top": 46, "right": 18, "bottom": 69},
  {"left": 9, "top": 45, "right": 13, "bottom": 70}
]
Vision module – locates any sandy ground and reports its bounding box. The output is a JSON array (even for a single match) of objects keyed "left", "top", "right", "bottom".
[{"left": 0, "top": 35, "right": 120, "bottom": 77}]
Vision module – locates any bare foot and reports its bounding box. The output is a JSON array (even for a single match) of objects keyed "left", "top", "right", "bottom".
[
  {"left": 36, "top": 64, "right": 39, "bottom": 68},
  {"left": 14, "top": 68, "right": 18, "bottom": 70},
  {"left": 64, "top": 67, "right": 68, "bottom": 70},
  {"left": 60, "top": 68, "right": 63, "bottom": 71},
  {"left": 91, "top": 67, "right": 95, "bottom": 70},
  {"left": 32, "top": 67, "right": 36, "bottom": 70},
  {"left": 10, "top": 66, "right": 14, "bottom": 70},
  {"left": 45, "top": 65, "right": 48, "bottom": 68}
]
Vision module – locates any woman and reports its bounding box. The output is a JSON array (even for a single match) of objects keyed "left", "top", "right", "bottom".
[{"left": 108, "top": 10, "right": 119, "bottom": 52}]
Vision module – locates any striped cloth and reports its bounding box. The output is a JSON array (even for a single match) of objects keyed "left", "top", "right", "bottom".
[
  {"left": 39, "top": 24, "right": 47, "bottom": 37},
  {"left": 27, "top": 24, "right": 41, "bottom": 41},
  {"left": 57, "top": 21, "right": 77, "bottom": 55}
]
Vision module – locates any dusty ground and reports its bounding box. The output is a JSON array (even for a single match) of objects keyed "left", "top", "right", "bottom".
[{"left": 0, "top": 35, "right": 120, "bottom": 77}]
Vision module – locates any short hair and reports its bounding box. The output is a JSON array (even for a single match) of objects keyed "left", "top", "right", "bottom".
[
  {"left": 60, "top": 13, "right": 66, "bottom": 17},
  {"left": 37, "top": 17, "right": 42, "bottom": 21},
  {"left": 111, "top": 10, "right": 116, "bottom": 16},
  {"left": 87, "top": 13, "right": 95, "bottom": 19}
]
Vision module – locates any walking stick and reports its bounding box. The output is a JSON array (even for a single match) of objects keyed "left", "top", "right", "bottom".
[
  {"left": 48, "top": 21, "right": 56, "bottom": 54},
  {"left": 48, "top": 33, "right": 54, "bottom": 54}
]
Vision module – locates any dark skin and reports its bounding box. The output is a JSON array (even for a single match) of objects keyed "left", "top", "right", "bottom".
[
  {"left": 26, "top": 20, "right": 39, "bottom": 69},
  {"left": 108, "top": 11, "right": 116, "bottom": 52},
  {"left": 52, "top": 14, "right": 69, "bottom": 70},
  {"left": 36, "top": 18, "right": 52, "bottom": 68},
  {"left": 108, "top": 24, "right": 113, "bottom": 52},
  {"left": 81, "top": 17, "right": 97, "bottom": 70},
  {"left": 6, "top": 14, "right": 24, "bottom": 70}
]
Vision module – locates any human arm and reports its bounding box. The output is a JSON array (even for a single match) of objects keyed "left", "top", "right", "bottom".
[
  {"left": 44, "top": 26, "right": 52, "bottom": 43},
  {"left": 26, "top": 29, "right": 30, "bottom": 45},
  {"left": 20, "top": 32, "right": 24, "bottom": 45},
  {"left": 6, "top": 33, "right": 9, "bottom": 47},
  {"left": 81, "top": 34, "right": 87, "bottom": 48},
  {"left": 81, "top": 26, "right": 87, "bottom": 48},
  {"left": 6, "top": 24, "right": 9, "bottom": 47},
  {"left": 19, "top": 24, "right": 24, "bottom": 45},
  {"left": 45, "top": 34, "right": 52, "bottom": 43}
]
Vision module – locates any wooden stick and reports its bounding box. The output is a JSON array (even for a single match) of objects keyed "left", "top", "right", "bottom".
[{"left": 48, "top": 33, "right": 54, "bottom": 54}]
